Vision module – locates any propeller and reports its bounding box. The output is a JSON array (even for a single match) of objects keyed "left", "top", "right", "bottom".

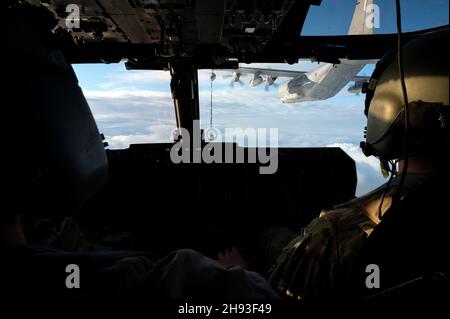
[
  {"left": 264, "top": 75, "right": 278, "bottom": 91},
  {"left": 265, "top": 83, "right": 279, "bottom": 91},
  {"left": 229, "top": 79, "right": 244, "bottom": 88},
  {"left": 224, "top": 70, "right": 243, "bottom": 87},
  {"left": 249, "top": 74, "right": 263, "bottom": 87},
  {"left": 209, "top": 71, "right": 216, "bottom": 82}
]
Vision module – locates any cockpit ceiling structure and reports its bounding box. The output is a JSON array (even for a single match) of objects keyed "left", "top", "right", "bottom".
[{"left": 9, "top": 0, "right": 448, "bottom": 68}]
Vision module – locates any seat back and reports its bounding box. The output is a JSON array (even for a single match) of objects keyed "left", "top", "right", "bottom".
[
  {"left": 1, "top": 8, "right": 114, "bottom": 299},
  {"left": 4, "top": 8, "right": 108, "bottom": 217},
  {"left": 352, "top": 170, "right": 449, "bottom": 298}
]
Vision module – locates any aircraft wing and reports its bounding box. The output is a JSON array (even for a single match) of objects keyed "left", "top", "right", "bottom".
[
  {"left": 352, "top": 75, "right": 371, "bottom": 83},
  {"left": 237, "top": 67, "right": 307, "bottom": 79},
  {"left": 347, "top": 75, "right": 371, "bottom": 94}
]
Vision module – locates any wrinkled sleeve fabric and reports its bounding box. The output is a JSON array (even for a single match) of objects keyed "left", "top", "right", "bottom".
[
  {"left": 268, "top": 206, "right": 373, "bottom": 300},
  {"left": 268, "top": 215, "right": 341, "bottom": 299},
  {"left": 143, "top": 249, "right": 280, "bottom": 299}
]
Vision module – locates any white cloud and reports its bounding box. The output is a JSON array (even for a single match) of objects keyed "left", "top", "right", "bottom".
[
  {"left": 107, "top": 124, "right": 175, "bottom": 149},
  {"left": 85, "top": 90, "right": 171, "bottom": 99},
  {"left": 113, "top": 70, "right": 172, "bottom": 84},
  {"left": 95, "top": 70, "right": 172, "bottom": 89},
  {"left": 82, "top": 89, "right": 176, "bottom": 148}
]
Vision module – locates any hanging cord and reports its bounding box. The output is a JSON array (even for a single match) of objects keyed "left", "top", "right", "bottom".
[
  {"left": 210, "top": 71, "right": 213, "bottom": 129},
  {"left": 377, "top": 160, "right": 397, "bottom": 220},
  {"left": 391, "top": 0, "right": 410, "bottom": 208},
  {"left": 378, "top": 0, "right": 410, "bottom": 220}
]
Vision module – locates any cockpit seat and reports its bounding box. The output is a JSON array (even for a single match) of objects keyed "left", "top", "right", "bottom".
[{"left": 352, "top": 170, "right": 449, "bottom": 299}]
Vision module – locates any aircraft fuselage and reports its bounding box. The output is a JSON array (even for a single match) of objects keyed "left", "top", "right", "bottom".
[{"left": 278, "top": 60, "right": 365, "bottom": 103}]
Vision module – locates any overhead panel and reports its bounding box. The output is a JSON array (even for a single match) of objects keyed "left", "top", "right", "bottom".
[{"left": 195, "top": 0, "right": 226, "bottom": 43}]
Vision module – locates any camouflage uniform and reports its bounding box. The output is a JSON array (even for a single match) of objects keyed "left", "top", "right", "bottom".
[{"left": 268, "top": 173, "right": 432, "bottom": 299}]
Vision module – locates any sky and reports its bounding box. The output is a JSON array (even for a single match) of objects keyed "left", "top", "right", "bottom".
[
  {"left": 302, "top": 0, "right": 449, "bottom": 35},
  {"left": 72, "top": 0, "right": 448, "bottom": 196}
]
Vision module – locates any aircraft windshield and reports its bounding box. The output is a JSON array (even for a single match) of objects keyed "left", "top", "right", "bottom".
[
  {"left": 197, "top": 64, "right": 383, "bottom": 196},
  {"left": 302, "top": 0, "right": 449, "bottom": 36},
  {"left": 74, "top": 61, "right": 383, "bottom": 196},
  {"left": 74, "top": 63, "right": 176, "bottom": 148}
]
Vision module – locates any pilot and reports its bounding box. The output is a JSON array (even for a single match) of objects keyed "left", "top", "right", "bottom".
[{"left": 267, "top": 28, "right": 449, "bottom": 299}]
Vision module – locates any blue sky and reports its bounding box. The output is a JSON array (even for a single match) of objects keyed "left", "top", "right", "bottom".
[
  {"left": 302, "top": 0, "right": 449, "bottom": 35},
  {"left": 73, "top": 0, "right": 448, "bottom": 195}
]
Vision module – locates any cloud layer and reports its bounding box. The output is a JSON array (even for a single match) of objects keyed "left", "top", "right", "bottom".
[{"left": 84, "top": 90, "right": 176, "bottom": 149}]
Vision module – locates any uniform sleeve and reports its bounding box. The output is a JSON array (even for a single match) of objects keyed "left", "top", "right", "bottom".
[
  {"left": 143, "top": 249, "right": 280, "bottom": 299},
  {"left": 268, "top": 215, "right": 341, "bottom": 299}
]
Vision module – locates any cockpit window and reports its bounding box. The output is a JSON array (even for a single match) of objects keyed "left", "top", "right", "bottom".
[
  {"left": 301, "top": 0, "right": 449, "bottom": 36},
  {"left": 74, "top": 60, "right": 385, "bottom": 195},
  {"left": 73, "top": 63, "right": 176, "bottom": 149},
  {"left": 199, "top": 63, "right": 384, "bottom": 196}
]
